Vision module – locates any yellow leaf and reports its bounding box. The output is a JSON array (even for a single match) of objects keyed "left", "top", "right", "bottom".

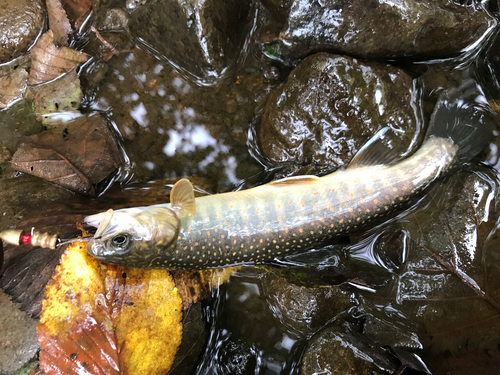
[{"left": 38, "top": 242, "right": 183, "bottom": 375}]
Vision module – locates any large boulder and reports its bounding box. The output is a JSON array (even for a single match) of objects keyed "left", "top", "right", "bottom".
[{"left": 259, "top": 53, "right": 421, "bottom": 169}]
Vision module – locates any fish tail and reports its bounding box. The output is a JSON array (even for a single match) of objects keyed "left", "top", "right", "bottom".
[{"left": 426, "top": 80, "right": 496, "bottom": 164}]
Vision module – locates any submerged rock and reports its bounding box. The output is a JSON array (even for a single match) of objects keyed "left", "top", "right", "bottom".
[
  {"left": 259, "top": 53, "right": 421, "bottom": 169},
  {"left": 129, "top": 0, "right": 253, "bottom": 84},
  {"left": 272, "top": 0, "right": 495, "bottom": 61},
  {"left": 301, "top": 319, "right": 399, "bottom": 375},
  {"left": 0, "top": 0, "right": 45, "bottom": 63},
  {"left": 261, "top": 271, "right": 353, "bottom": 337}
]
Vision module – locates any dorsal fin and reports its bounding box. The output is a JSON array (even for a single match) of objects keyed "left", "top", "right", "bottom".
[
  {"left": 349, "top": 127, "right": 402, "bottom": 168},
  {"left": 170, "top": 179, "right": 196, "bottom": 216},
  {"left": 269, "top": 175, "right": 321, "bottom": 187}
]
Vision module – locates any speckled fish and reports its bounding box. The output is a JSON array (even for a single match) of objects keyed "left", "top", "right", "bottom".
[{"left": 84, "top": 86, "right": 495, "bottom": 270}]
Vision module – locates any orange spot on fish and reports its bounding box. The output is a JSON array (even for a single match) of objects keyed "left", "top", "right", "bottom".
[
  {"left": 299, "top": 228, "right": 303, "bottom": 233},
  {"left": 374, "top": 200, "right": 378, "bottom": 204},
  {"left": 221, "top": 235, "right": 224, "bottom": 238},
  {"left": 267, "top": 229, "right": 271, "bottom": 233},
  {"left": 207, "top": 231, "right": 211, "bottom": 236},
  {"left": 328, "top": 203, "right": 333, "bottom": 211},
  {"left": 339, "top": 219, "right": 344, "bottom": 223},
  {"left": 188, "top": 227, "right": 191, "bottom": 233},
  {"left": 385, "top": 195, "right": 389, "bottom": 200},
  {"left": 230, "top": 205, "right": 233, "bottom": 208},
  {"left": 195, "top": 242, "right": 198, "bottom": 246},
  {"left": 314, "top": 192, "right": 319, "bottom": 196},
  {"left": 244, "top": 215, "right": 248, "bottom": 219},
  {"left": 260, "top": 239, "right": 263, "bottom": 243},
  {"left": 366, "top": 189, "right": 370, "bottom": 193},
  {"left": 331, "top": 188, "right": 335, "bottom": 192},
  {"left": 256, "top": 210, "right": 259, "bottom": 214},
  {"left": 301, "top": 201, "right": 305, "bottom": 207},
  {"left": 278, "top": 217, "right": 282, "bottom": 220},
  {"left": 278, "top": 204, "right": 281, "bottom": 209},
  {"left": 215, "top": 215, "right": 219, "bottom": 218},
  {"left": 402, "top": 187, "right": 407, "bottom": 190},
  {"left": 321, "top": 218, "right": 325, "bottom": 222},
  {"left": 348, "top": 208, "right": 353, "bottom": 212},
  {"left": 350, "top": 193, "right": 353, "bottom": 197},
  {"left": 393, "top": 188, "right": 397, "bottom": 192},
  {"left": 265, "top": 200, "right": 268, "bottom": 203},
  {"left": 226, "top": 222, "right": 230, "bottom": 226},
  {"left": 285, "top": 229, "right": 289, "bottom": 233}
]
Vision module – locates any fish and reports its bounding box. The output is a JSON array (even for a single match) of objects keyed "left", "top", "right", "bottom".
[{"left": 84, "top": 84, "right": 495, "bottom": 270}]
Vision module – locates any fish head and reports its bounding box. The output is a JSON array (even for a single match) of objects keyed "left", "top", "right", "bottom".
[{"left": 84, "top": 206, "right": 181, "bottom": 268}]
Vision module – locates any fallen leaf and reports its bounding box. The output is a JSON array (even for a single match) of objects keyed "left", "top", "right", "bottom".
[
  {"left": 26, "top": 67, "right": 83, "bottom": 123},
  {"left": 62, "top": 0, "right": 92, "bottom": 29},
  {"left": 47, "top": 0, "right": 72, "bottom": 46},
  {"left": 11, "top": 113, "right": 121, "bottom": 194},
  {"left": 0, "top": 68, "right": 28, "bottom": 109},
  {"left": 11, "top": 145, "right": 94, "bottom": 195},
  {"left": 29, "top": 30, "right": 89, "bottom": 85},
  {"left": 173, "top": 266, "right": 241, "bottom": 310},
  {"left": 38, "top": 242, "right": 183, "bottom": 375}
]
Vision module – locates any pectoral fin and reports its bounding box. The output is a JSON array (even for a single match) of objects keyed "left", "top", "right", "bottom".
[{"left": 170, "top": 179, "right": 196, "bottom": 216}]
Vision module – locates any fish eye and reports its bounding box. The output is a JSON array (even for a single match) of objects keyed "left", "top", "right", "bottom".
[{"left": 109, "top": 233, "right": 133, "bottom": 254}]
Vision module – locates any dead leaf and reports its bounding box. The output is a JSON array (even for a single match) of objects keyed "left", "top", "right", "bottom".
[
  {"left": 173, "top": 267, "right": 241, "bottom": 310},
  {"left": 26, "top": 67, "right": 83, "bottom": 123},
  {"left": 29, "top": 30, "right": 89, "bottom": 85},
  {"left": 0, "top": 68, "right": 28, "bottom": 109},
  {"left": 47, "top": 0, "right": 72, "bottom": 46},
  {"left": 11, "top": 145, "right": 94, "bottom": 195},
  {"left": 10, "top": 113, "right": 121, "bottom": 194},
  {"left": 62, "top": 0, "right": 92, "bottom": 30},
  {"left": 38, "top": 242, "right": 183, "bottom": 375}
]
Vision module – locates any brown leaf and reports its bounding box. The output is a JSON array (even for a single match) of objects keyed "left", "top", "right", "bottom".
[
  {"left": 11, "top": 145, "right": 94, "bottom": 195},
  {"left": 10, "top": 113, "right": 121, "bottom": 194},
  {"left": 29, "top": 30, "right": 89, "bottom": 85},
  {"left": 38, "top": 243, "right": 183, "bottom": 375},
  {"left": 62, "top": 0, "right": 92, "bottom": 29},
  {"left": 0, "top": 68, "right": 28, "bottom": 109},
  {"left": 29, "top": 114, "right": 121, "bottom": 184},
  {"left": 47, "top": 0, "right": 72, "bottom": 46},
  {"left": 173, "top": 267, "right": 240, "bottom": 310}
]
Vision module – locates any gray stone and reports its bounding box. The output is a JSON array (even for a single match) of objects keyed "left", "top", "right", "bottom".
[
  {"left": 0, "top": 291, "right": 38, "bottom": 375},
  {"left": 0, "top": 0, "right": 45, "bottom": 63},
  {"left": 259, "top": 53, "right": 421, "bottom": 169}
]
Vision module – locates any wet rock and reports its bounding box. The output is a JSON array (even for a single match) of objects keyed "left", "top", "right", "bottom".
[
  {"left": 260, "top": 53, "right": 421, "bottom": 168},
  {"left": 301, "top": 319, "right": 399, "bottom": 375},
  {"left": 0, "top": 291, "right": 39, "bottom": 375},
  {"left": 261, "top": 271, "right": 353, "bottom": 337},
  {"left": 0, "top": 0, "right": 45, "bottom": 63},
  {"left": 274, "top": 0, "right": 495, "bottom": 61},
  {"left": 97, "top": 8, "right": 129, "bottom": 32},
  {"left": 129, "top": 0, "right": 253, "bottom": 84}
]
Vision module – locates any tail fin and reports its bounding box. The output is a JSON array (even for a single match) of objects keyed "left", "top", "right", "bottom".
[{"left": 426, "top": 81, "right": 496, "bottom": 164}]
